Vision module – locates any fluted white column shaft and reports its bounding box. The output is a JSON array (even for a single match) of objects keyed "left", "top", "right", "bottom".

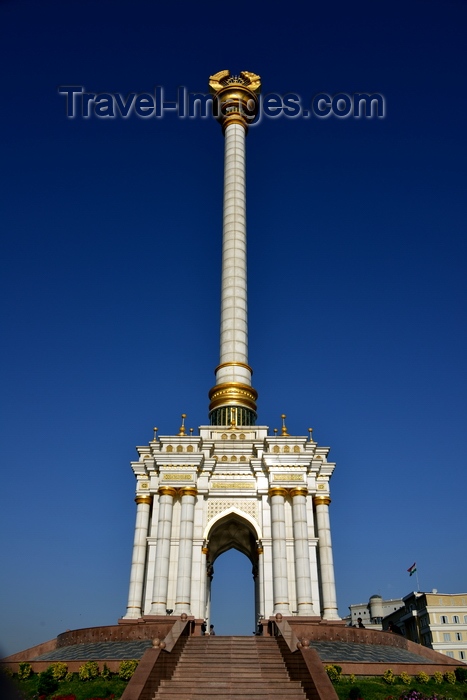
[
  {"left": 270, "top": 492, "right": 290, "bottom": 614},
  {"left": 315, "top": 501, "right": 340, "bottom": 620},
  {"left": 174, "top": 491, "right": 196, "bottom": 614},
  {"left": 291, "top": 492, "right": 316, "bottom": 615},
  {"left": 216, "top": 123, "right": 252, "bottom": 388},
  {"left": 124, "top": 498, "right": 151, "bottom": 618},
  {"left": 150, "top": 491, "right": 175, "bottom": 614}
]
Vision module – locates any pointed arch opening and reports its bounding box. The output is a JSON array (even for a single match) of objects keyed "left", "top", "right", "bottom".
[{"left": 205, "top": 510, "right": 260, "bottom": 635}]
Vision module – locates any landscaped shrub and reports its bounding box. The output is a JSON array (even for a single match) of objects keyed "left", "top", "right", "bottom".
[
  {"left": 38, "top": 667, "right": 59, "bottom": 696},
  {"left": 415, "top": 672, "right": 430, "bottom": 684},
  {"left": 382, "top": 669, "right": 395, "bottom": 685},
  {"left": 348, "top": 674, "right": 356, "bottom": 684},
  {"left": 64, "top": 671, "right": 75, "bottom": 682},
  {"left": 399, "top": 672, "right": 412, "bottom": 685},
  {"left": 325, "top": 664, "right": 342, "bottom": 683},
  {"left": 444, "top": 670, "right": 456, "bottom": 684},
  {"left": 78, "top": 661, "right": 100, "bottom": 681},
  {"left": 455, "top": 666, "right": 467, "bottom": 683},
  {"left": 118, "top": 660, "right": 138, "bottom": 681},
  {"left": 50, "top": 662, "right": 68, "bottom": 681},
  {"left": 433, "top": 672, "right": 443, "bottom": 684},
  {"left": 101, "top": 663, "right": 112, "bottom": 679},
  {"left": 18, "top": 662, "right": 33, "bottom": 680}
]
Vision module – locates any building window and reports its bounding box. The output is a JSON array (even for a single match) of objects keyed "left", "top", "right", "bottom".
[
  {"left": 453, "top": 616, "right": 460, "bottom": 623},
  {"left": 440, "top": 616, "right": 448, "bottom": 624},
  {"left": 444, "top": 633, "right": 451, "bottom": 642},
  {"left": 460, "top": 651, "right": 466, "bottom": 660},
  {"left": 446, "top": 651, "right": 454, "bottom": 658},
  {"left": 464, "top": 615, "right": 467, "bottom": 624},
  {"left": 455, "top": 633, "right": 462, "bottom": 641}
]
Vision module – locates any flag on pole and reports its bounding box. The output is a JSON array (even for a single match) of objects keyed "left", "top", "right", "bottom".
[{"left": 407, "top": 562, "right": 417, "bottom": 576}]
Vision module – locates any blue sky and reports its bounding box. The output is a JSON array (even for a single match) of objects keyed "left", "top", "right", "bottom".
[{"left": 1, "top": 0, "right": 466, "bottom": 655}]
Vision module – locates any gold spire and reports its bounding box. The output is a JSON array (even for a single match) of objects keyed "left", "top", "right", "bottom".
[{"left": 281, "top": 414, "right": 289, "bottom": 436}]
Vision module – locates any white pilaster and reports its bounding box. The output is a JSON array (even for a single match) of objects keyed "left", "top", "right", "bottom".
[
  {"left": 123, "top": 496, "right": 152, "bottom": 619},
  {"left": 269, "top": 488, "right": 290, "bottom": 614},
  {"left": 150, "top": 488, "right": 175, "bottom": 614},
  {"left": 314, "top": 497, "right": 340, "bottom": 620},
  {"left": 291, "top": 489, "right": 316, "bottom": 615},
  {"left": 174, "top": 488, "right": 197, "bottom": 614}
]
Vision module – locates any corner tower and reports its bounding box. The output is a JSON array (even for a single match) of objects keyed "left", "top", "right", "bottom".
[{"left": 121, "top": 71, "right": 340, "bottom": 628}]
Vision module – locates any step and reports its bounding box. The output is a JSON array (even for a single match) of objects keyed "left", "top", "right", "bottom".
[{"left": 153, "top": 635, "right": 306, "bottom": 699}]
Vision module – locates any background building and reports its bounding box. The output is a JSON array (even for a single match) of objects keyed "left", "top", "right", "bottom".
[
  {"left": 383, "top": 591, "right": 467, "bottom": 662},
  {"left": 347, "top": 594, "right": 404, "bottom": 630}
]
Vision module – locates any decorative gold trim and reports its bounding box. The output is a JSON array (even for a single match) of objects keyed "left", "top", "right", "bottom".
[
  {"left": 158, "top": 486, "right": 177, "bottom": 497},
  {"left": 257, "top": 546, "right": 263, "bottom": 554},
  {"left": 208, "top": 381, "right": 258, "bottom": 412},
  {"left": 215, "top": 361, "right": 253, "bottom": 376},
  {"left": 314, "top": 495, "right": 331, "bottom": 506},
  {"left": 135, "top": 496, "right": 153, "bottom": 505},
  {"left": 268, "top": 487, "right": 288, "bottom": 498},
  {"left": 290, "top": 487, "right": 308, "bottom": 498},
  {"left": 202, "top": 547, "right": 209, "bottom": 554}
]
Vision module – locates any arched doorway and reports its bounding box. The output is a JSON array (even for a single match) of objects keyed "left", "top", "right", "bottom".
[{"left": 204, "top": 510, "right": 261, "bottom": 634}]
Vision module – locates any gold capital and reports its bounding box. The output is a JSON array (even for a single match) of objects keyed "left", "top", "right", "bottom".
[
  {"left": 313, "top": 495, "right": 331, "bottom": 506},
  {"left": 158, "top": 486, "right": 177, "bottom": 498},
  {"left": 268, "top": 487, "right": 288, "bottom": 498},
  {"left": 290, "top": 487, "right": 308, "bottom": 498},
  {"left": 180, "top": 486, "right": 198, "bottom": 498},
  {"left": 135, "top": 495, "right": 153, "bottom": 506}
]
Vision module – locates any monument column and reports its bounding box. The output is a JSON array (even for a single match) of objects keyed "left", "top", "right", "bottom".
[
  {"left": 291, "top": 488, "right": 316, "bottom": 615},
  {"left": 123, "top": 495, "right": 152, "bottom": 619},
  {"left": 269, "top": 487, "right": 290, "bottom": 614},
  {"left": 314, "top": 495, "right": 340, "bottom": 620},
  {"left": 149, "top": 487, "right": 176, "bottom": 615},
  {"left": 208, "top": 70, "right": 261, "bottom": 427},
  {"left": 174, "top": 487, "right": 197, "bottom": 614}
]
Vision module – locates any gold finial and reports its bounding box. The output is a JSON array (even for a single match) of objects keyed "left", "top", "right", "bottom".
[
  {"left": 153, "top": 427, "right": 158, "bottom": 441},
  {"left": 189, "top": 427, "right": 194, "bottom": 435},
  {"left": 273, "top": 428, "right": 278, "bottom": 436},
  {"left": 208, "top": 69, "right": 261, "bottom": 132},
  {"left": 308, "top": 428, "right": 313, "bottom": 442},
  {"left": 178, "top": 414, "right": 186, "bottom": 436},
  {"left": 281, "top": 414, "right": 289, "bottom": 436}
]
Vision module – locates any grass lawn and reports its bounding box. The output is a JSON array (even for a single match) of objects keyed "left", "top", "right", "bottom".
[
  {"left": 334, "top": 677, "right": 467, "bottom": 700},
  {"left": 10, "top": 674, "right": 128, "bottom": 700}
]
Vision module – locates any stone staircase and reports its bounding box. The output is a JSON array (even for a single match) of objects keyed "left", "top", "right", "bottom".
[{"left": 153, "top": 635, "right": 307, "bottom": 699}]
